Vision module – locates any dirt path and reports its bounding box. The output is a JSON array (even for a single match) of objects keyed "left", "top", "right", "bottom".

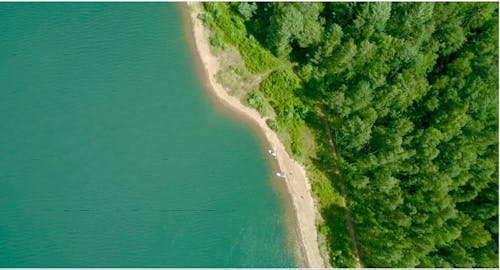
[{"left": 318, "top": 105, "right": 363, "bottom": 268}]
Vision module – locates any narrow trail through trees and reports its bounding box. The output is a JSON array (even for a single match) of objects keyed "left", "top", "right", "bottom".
[{"left": 317, "top": 105, "right": 363, "bottom": 268}]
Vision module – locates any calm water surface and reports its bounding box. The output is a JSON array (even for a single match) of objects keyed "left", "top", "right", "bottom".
[{"left": 0, "top": 3, "right": 296, "bottom": 267}]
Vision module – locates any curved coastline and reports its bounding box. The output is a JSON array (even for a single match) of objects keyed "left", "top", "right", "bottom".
[{"left": 180, "top": 3, "right": 325, "bottom": 268}]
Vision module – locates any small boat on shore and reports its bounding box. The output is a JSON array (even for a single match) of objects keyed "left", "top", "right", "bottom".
[
  {"left": 268, "top": 149, "right": 277, "bottom": 157},
  {"left": 276, "top": 172, "right": 286, "bottom": 178}
]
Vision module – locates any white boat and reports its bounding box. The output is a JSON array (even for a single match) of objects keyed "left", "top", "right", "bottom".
[
  {"left": 268, "top": 149, "right": 277, "bottom": 157},
  {"left": 276, "top": 172, "right": 286, "bottom": 178}
]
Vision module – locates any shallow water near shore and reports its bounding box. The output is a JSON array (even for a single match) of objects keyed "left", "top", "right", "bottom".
[{"left": 0, "top": 3, "right": 296, "bottom": 267}]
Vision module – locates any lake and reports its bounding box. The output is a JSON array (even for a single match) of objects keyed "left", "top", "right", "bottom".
[{"left": 0, "top": 3, "right": 296, "bottom": 267}]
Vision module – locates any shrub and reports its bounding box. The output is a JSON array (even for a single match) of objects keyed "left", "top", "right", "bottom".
[
  {"left": 260, "top": 68, "right": 303, "bottom": 122},
  {"left": 266, "top": 118, "right": 280, "bottom": 131},
  {"left": 239, "top": 36, "right": 277, "bottom": 73},
  {"left": 245, "top": 91, "right": 268, "bottom": 115},
  {"left": 209, "top": 32, "right": 227, "bottom": 49}
]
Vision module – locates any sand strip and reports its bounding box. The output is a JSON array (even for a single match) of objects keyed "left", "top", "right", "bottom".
[{"left": 183, "top": 3, "right": 325, "bottom": 268}]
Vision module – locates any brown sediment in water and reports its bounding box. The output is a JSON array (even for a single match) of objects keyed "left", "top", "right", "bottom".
[{"left": 178, "top": 3, "right": 325, "bottom": 268}]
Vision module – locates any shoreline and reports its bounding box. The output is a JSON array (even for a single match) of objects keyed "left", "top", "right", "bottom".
[{"left": 181, "top": 3, "right": 325, "bottom": 268}]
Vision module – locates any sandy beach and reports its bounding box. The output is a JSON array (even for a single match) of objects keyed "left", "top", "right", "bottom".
[{"left": 184, "top": 3, "right": 325, "bottom": 268}]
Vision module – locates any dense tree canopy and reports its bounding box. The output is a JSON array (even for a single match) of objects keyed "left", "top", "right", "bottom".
[{"left": 203, "top": 2, "right": 498, "bottom": 267}]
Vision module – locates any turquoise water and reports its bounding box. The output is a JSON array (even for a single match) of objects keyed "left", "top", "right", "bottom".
[{"left": 0, "top": 3, "right": 296, "bottom": 267}]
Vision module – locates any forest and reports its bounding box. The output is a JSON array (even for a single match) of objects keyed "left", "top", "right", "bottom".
[{"left": 200, "top": 2, "right": 499, "bottom": 267}]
